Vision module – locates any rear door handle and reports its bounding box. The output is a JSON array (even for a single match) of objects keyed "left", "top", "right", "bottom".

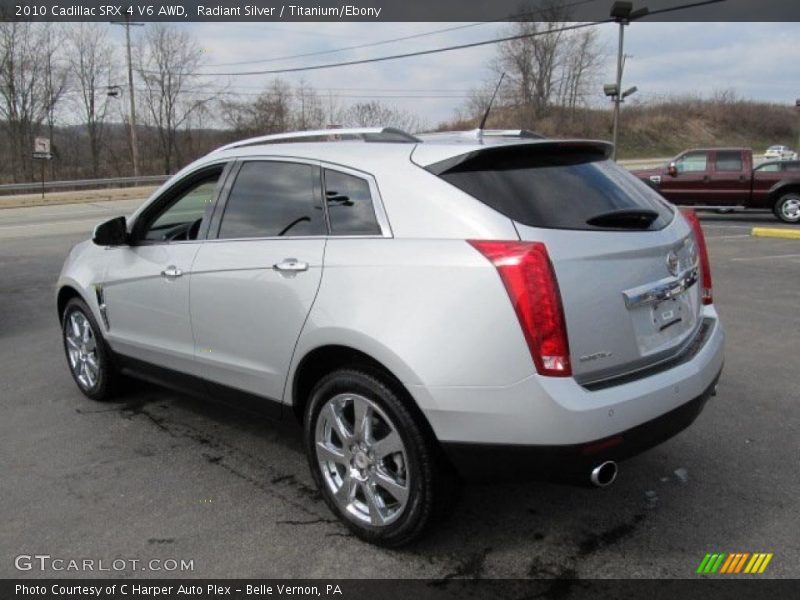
[
  {"left": 161, "top": 265, "right": 183, "bottom": 279},
  {"left": 273, "top": 258, "right": 309, "bottom": 273}
]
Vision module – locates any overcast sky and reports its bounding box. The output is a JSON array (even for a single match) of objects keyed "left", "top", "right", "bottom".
[{"left": 130, "top": 21, "right": 799, "bottom": 126}]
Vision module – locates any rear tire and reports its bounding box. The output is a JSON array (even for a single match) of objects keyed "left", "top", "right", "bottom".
[
  {"left": 773, "top": 193, "right": 800, "bottom": 224},
  {"left": 304, "top": 369, "right": 447, "bottom": 546},
  {"left": 61, "top": 297, "right": 119, "bottom": 401}
]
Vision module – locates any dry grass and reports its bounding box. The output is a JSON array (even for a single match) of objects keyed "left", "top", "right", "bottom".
[
  {"left": 0, "top": 186, "right": 157, "bottom": 210},
  {"left": 442, "top": 97, "right": 800, "bottom": 159}
]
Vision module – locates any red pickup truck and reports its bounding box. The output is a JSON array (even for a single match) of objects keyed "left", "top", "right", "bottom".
[{"left": 631, "top": 148, "right": 800, "bottom": 223}]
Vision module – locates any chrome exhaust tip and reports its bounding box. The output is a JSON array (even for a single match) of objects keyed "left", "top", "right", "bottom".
[{"left": 590, "top": 461, "right": 618, "bottom": 488}]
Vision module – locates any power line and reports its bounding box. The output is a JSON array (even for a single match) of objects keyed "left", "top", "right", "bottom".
[
  {"left": 192, "top": 20, "right": 608, "bottom": 77},
  {"left": 201, "top": 0, "right": 603, "bottom": 69},
  {"left": 183, "top": 0, "right": 728, "bottom": 78}
]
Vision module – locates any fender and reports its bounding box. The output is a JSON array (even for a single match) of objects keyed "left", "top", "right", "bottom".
[
  {"left": 282, "top": 326, "right": 423, "bottom": 407},
  {"left": 767, "top": 178, "right": 800, "bottom": 199}
]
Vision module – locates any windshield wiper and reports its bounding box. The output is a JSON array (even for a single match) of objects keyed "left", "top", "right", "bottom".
[{"left": 586, "top": 208, "right": 659, "bottom": 229}]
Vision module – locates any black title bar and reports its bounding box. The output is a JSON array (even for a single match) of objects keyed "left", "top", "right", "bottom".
[{"left": 1, "top": 0, "right": 800, "bottom": 22}]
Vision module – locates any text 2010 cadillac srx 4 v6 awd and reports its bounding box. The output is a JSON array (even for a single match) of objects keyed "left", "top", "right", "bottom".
[{"left": 57, "top": 128, "right": 724, "bottom": 546}]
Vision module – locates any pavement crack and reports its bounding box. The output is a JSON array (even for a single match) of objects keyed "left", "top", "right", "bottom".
[{"left": 275, "top": 517, "right": 337, "bottom": 526}]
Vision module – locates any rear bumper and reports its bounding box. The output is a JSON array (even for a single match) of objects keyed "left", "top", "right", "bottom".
[
  {"left": 442, "top": 368, "right": 720, "bottom": 482},
  {"left": 409, "top": 306, "right": 724, "bottom": 468}
]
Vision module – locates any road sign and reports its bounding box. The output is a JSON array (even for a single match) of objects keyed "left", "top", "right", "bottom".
[
  {"left": 33, "top": 137, "right": 52, "bottom": 161},
  {"left": 34, "top": 137, "right": 50, "bottom": 153}
]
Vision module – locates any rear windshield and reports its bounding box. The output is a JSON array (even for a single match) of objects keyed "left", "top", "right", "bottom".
[{"left": 430, "top": 146, "right": 674, "bottom": 231}]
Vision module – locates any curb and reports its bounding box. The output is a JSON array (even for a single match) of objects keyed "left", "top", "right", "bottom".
[{"left": 751, "top": 227, "right": 800, "bottom": 240}]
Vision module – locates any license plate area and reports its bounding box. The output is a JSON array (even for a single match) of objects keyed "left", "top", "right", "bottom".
[{"left": 624, "top": 272, "right": 701, "bottom": 356}]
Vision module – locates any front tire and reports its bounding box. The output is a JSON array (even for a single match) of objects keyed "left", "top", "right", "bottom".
[
  {"left": 304, "top": 369, "right": 444, "bottom": 546},
  {"left": 61, "top": 297, "right": 119, "bottom": 401},
  {"left": 774, "top": 193, "right": 800, "bottom": 224}
]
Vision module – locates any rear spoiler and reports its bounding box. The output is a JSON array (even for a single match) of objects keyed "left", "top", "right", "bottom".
[{"left": 424, "top": 140, "right": 614, "bottom": 176}]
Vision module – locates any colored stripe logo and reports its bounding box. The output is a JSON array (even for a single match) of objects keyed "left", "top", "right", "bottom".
[{"left": 696, "top": 553, "right": 773, "bottom": 574}]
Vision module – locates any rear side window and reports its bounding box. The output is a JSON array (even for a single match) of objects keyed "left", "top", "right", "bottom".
[
  {"left": 430, "top": 146, "right": 673, "bottom": 231},
  {"left": 715, "top": 151, "right": 743, "bottom": 172},
  {"left": 218, "top": 161, "right": 325, "bottom": 239},
  {"left": 324, "top": 169, "right": 381, "bottom": 235}
]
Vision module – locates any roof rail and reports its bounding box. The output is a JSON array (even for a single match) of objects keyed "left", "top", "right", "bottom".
[
  {"left": 416, "top": 129, "right": 546, "bottom": 144},
  {"left": 480, "top": 129, "right": 546, "bottom": 139},
  {"left": 213, "top": 127, "right": 419, "bottom": 153}
]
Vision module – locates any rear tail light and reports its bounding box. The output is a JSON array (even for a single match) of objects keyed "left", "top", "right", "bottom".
[
  {"left": 680, "top": 209, "right": 713, "bottom": 305},
  {"left": 469, "top": 240, "right": 571, "bottom": 377}
]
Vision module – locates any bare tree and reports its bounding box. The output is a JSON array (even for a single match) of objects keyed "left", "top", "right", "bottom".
[
  {"left": 461, "top": 1, "right": 603, "bottom": 129},
  {"left": 67, "top": 23, "right": 114, "bottom": 178},
  {"left": 135, "top": 24, "right": 212, "bottom": 173},
  {"left": 495, "top": 14, "right": 567, "bottom": 122},
  {"left": 39, "top": 24, "right": 68, "bottom": 179},
  {"left": 0, "top": 21, "right": 52, "bottom": 181},
  {"left": 294, "top": 79, "right": 325, "bottom": 130},
  {"left": 343, "top": 101, "right": 423, "bottom": 132},
  {"left": 556, "top": 28, "right": 602, "bottom": 111},
  {"left": 221, "top": 78, "right": 294, "bottom": 137}
]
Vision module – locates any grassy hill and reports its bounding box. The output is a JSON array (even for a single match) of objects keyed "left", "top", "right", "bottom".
[{"left": 440, "top": 97, "right": 800, "bottom": 160}]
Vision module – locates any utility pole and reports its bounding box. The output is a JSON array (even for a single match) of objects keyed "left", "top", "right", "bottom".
[
  {"left": 796, "top": 99, "right": 800, "bottom": 156},
  {"left": 609, "top": 2, "right": 648, "bottom": 161},
  {"left": 112, "top": 17, "right": 144, "bottom": 177},
  {"left": 611, "top": 20, "right": 625, "bottom": 161}
]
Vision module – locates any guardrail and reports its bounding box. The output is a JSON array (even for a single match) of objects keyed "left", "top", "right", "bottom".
[{"left": 0, "top": 175, "right": 169, "bottom": 196}]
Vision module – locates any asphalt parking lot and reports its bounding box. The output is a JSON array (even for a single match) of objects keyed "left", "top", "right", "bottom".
[{"left": 1, "top": 202, "right": 798, "bottom": 580}]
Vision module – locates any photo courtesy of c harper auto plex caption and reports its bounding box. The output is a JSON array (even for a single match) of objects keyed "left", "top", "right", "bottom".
[{"left": 1, "top": 0, "right": 799, "bottom": 598}]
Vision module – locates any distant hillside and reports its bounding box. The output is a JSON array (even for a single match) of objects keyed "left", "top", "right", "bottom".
[{"left": 440, "top": 97, "right": 800, "bottom": 159}]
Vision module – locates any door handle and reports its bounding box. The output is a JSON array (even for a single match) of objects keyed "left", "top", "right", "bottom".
[
  {"left": 161, "top": 265, "right": 183, "bottom": 279},
  {"left": 273, "top": 258, "right": 309, "bottom": 273}
]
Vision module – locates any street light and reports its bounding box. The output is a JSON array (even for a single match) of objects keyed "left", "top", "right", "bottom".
[{"left": 609, "top": 1, "right": 648, "bottom": 161}]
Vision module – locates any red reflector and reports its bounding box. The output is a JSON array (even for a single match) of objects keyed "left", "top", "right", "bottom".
[
  {"left": 680, "top": 209, "right": 713, "bottom": 305},
  {"left": 469, "top": 240, "right": 571, "bottom": 377},
  {"left": 581, "top": 435, "right": 624, "bottom": 456}
]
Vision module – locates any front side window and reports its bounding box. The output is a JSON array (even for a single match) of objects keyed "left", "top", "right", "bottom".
[
  {"left": 140, "top": 171, "right": 222, "bottom": 242},
  {"left": 218, "top": 161, "right": 325, "bottom": 239},
  {"left": 324, "top": 169, "right": 382, "bottom": 235},
  {"left": 675, "top": 151, "right": 708, "bottom": 173},
  {"left": 714, "top": 151, "right": 743, "bottom": 172}
]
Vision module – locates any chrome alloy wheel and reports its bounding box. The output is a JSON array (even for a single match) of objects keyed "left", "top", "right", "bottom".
[
  {"left": 315, "top": 393, "right": 409, "bottom": 527},
  {"left": 65, "top": 311, "right": 100, "bottom": 390},
  {"left": 780, "top": 197, "right": 800, "bottom": 221}
]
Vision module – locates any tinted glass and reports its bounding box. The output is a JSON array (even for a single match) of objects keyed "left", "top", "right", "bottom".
[
  {"left": 675, "top": 152, "right": 708, "bottom": 173},
  {"left": 783, "top": 162, "right": 800, "bottom": 172},
  {"left": 219, "top": 161, "right": 324, "bottom": 239},
  {"left": 143, "top": 175, "right": 220, "bottom": 242},
  {"left": 756, "top": 163, "right": 780, "bottom": 172},
  {"left": 435, "top": 149, "right": 673, "bottom": 231},
  {"left": 324, "top": 169, "right": 381, "bottom": 235},
  {"left": 715, "top": 151, "right": 743, "bottom": 172}
]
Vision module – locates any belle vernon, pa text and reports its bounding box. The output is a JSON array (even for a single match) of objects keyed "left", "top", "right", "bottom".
[
  {"left": 197, "top": 4, "right": 383, "bottom": 17},
  {"left": 16, "top": 584, "right": 344, "bottom": 597}
]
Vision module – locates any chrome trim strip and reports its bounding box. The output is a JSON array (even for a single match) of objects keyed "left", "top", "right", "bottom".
[{"left": 623, "top": 267, "right": 699, "bottom": 309}]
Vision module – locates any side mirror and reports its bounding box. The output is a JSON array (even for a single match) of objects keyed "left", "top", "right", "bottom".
[
  {"left": 92, "top": 216, "right": 128, "bottom": 246},
  {"left": 667, "top": 162, "right": 678, "bottom": 177}
]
